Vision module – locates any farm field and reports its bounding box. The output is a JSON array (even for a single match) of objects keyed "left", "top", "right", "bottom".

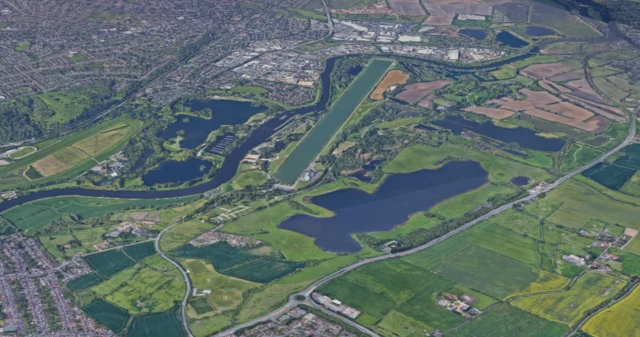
[
  {"left": 274, "top": 59, "right": 392, "bottom": 184},
  {"left": 583, "top": 285, "right": 640, "bottom": 337},
  {"left": 66, "top": 273, "right": 103, "bottom": 291},
  {"left": 394, "top": 80, "right": 450, "bottom": 103},
  {"left": 455, "top": 222, "right": 539, "bottom": 266},
  {"left": 83, "top": 300, "right": 130, "bottom": 333},
  {"left": 123, "top": 241, "right": 156, "bottom": 261},
  {"left": 447, "top": 304, "right": 568, "bottom": 337},
  {"left": 84, "top": 250, "right": 135, "bottom": 278},
  {"left": 370, "top": 70, "right": 408, "bottom": 100},
  {"left": 127, "top": 307, "right": 186, "bottom": 337},
  {"left": 512, "top": 272, "right": 625, "bottom": 325},
  {"left": 582, "top": 163, "right": 636, "bottom": 190},
  {"left": 490, "top": 209, "right": 540, "bottom": 238}
]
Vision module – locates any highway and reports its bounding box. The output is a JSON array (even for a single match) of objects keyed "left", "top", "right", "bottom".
[{"left": 213, "top": 107, "right": 637, "bottom": 337}]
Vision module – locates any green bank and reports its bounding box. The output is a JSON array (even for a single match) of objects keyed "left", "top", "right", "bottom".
[{"left": 274, "top": 58, "right": 393, "bottom": 185}]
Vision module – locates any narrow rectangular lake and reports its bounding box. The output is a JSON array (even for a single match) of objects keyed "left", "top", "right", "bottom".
[{"left": 274, "top": 59, "right": 393, "bottom": 185}]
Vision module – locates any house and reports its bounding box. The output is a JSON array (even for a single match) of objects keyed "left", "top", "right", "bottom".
[{"left": 460, "top": 294, "right": 477, "bottom": 303}]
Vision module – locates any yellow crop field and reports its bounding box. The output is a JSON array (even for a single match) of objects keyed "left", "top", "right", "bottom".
[
  {"left": 512, "top": 272, "right": 625, "bottom": 326},
  {"left": 74, "top": 124, "right": 131, "bottom": 156},
  {"left": 583, "top": 285, "right": 640, "bottom": 337}
]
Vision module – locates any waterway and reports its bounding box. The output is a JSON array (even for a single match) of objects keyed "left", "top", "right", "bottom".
[
  {"left": 432, "top": 115, "right": 566, "bottom": 152},
  {"left": 274, "top": 59, "right": 393, "bottom": 185},
  {"left": 142, "top": 158, "right": 213, "bottom": 186},
  {"left": 459, "top": 29, "right": 489, "bottom": 40},
  {"left": 279, "top": 161, "right": 489, "bottom": 253},
  {"left": 0, "top": 52, "right": 546, "bottom": 214},
  {"left": 496, "top": 31, "right": 529, "bottom": 48},
  {"left": 160, "top": 99, "right": 266, "bottom": 149}
]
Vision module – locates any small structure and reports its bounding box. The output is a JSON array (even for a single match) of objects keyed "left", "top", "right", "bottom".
[{"left": 562, "top": 254, "right": 586, "bottom": 266}]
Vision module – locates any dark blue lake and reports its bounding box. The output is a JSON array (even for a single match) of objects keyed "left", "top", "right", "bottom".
[
  {"left": 279, "top": 161, "right": 488, "bottom": 253},
  {"left": 432, "top": 115, "right": 565, "bottom": 152},
  {"left": 496, "top": 31, "right": 529, "bottom": 48},
  {"left": 143, "top": 158, "right": 213, "bottom": 186},
  {"left": 160, "top": 100, "right": 266, "bottom": 149},
  {"left": 510, "top": 176, "right": 530, "bottom": 186},
  {"left": 526, "top": 26, "right": 555, "bottom": 37},
  {"left": 459, "top": 29, "right": 489, "bottom": 40}
]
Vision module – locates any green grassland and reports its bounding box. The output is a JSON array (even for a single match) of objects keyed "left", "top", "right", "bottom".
[
  {"left": 375, "top": 310, "right": 435, "bottom": 337},
  {"left": 189, "top": 298, "right": 214, "bottom": 315},
  {"left": 159, "top": 219, "right": 215, "bottom": 252},
  {"left": 8, "top": 147, "right": 36, "bottom": 159},
  {"left": 583, "top": 285, "right": 640, "bottom": 337},
  {"left": 432, "top": 246, "right": 568, "bottom": 299},
  {"left": 231, "top": 169, "right": 267, "bottom": 190},
  {"left": 127, "top": 307, "right": 186, "bottom": 337},
  {"left": 66, "top": 273, "right": 103, "bottom": 291},
  {"left": 538, "top": 179, "right": 640, "bottom": 230},
  {"left": 401, "top": 239, "right": 471, "bottom": 271},
  {"left": 582, "top": 163, "right": 636, "bottom": 190},
  {"left": 83, "top": 300, "right": 130, "bottom": 333},
  {"left": 2, "top": 195, "right": 196, "bottom": 235},
  {"left": 608, "top": 248, "right": 640, "bottom": 276},
  {"left": 624, "top": 235, "right": 640, "bottom": 255},
  {"left": 620, "top": 171, "right": 640, "bottom": 197},
  {"left": 512, "top": 272, "right": 625, "bottom": 325},
  {"left": 455, "top": 222, "right": 540, "bottom": 267},
  {"left": 491, "top": 209, "right": 541, "bottom": 238},
  {"left": 84, "top": 250, "right": 135, "bottom": 278},
  {"left": 447, "top": 304, "right": 568, "bottom": 337},
  {"left": 384, "top": 143, "right": 551, "bottom": 184},
  {"left": 561, "top": 143, "right": 603, "bottom": 174}
]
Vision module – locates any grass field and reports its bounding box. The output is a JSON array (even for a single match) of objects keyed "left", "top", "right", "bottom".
[
  {"left": 232, "top": 170, "right": 266, "bottom": 190},
  {"left": 275, "top": 59, "right": 392, "bottom": 184},
  {"left": 189, "top": 298, "right": 214, "bottom": 315},
  {"left": 432, "top": 246, "right": 568, "bottom": 299},
  {"left": 224, "top": 259, "right": 305, "bottom": 283},
  {"left": 583, "top": 285, "right": 640, "bottom": 337},
  {"left": 402, "top": 239, "right": 471, "bottom": 271},
  {"left": 8, "top": 147, "right": 36, "bottom": 159},
  {"left": 541, "top": 179, "right": 640, "bottom": 230},
  {"left": 512, "top": 272, "right": 625, "bottom": 325},
  {"left": 613, "top": 155, "right": 640, "bottom": 170},
  {"left": 375, "top": 310, "right": 434, "bottom": 336},
  {"left": 624, "top": 234, "right": 640, "bottom": 255},
  {"left": 582, "top": 163, "right": 636, "bottom": 190},
  {"left": 127, "top": 307, "right": 186, "bottom": 337},
  {"left": 84, "top": 250, "right": 135, "bottom": 278},
  {"left": 317, "top": 277, "right": 396, "bottom": 321},
  {"left": 608, "top": 248, "right": 640, "bottom": 276},
  {"left": 123, "top": 241, "right": 156, "bottom": 261},
  {"left": 561, "top": 143, "right": 603, "bottom": 174},
  {"left": 455, "top": 222, "right": 540, "bottom": 267},
  {"left": 172, "top": 243, "right": 262, "bottom": 272},
  {"left": 491, "top": 209, "right": 541, "bottom": 238},
  {"left": 447, "top": 304, "right": 568, "bottom": 337},
  {"left": 184, "top": 259, "right": 258, "bottom": 315},
  {"left": 83, "top": 300, "right": 130, "bottom": 333},
  {"left": 66, "top": 273, "right": 103, "bottom": 291},
  {"left": 384, "top": 143, "right": 551, "bottom": 184}
]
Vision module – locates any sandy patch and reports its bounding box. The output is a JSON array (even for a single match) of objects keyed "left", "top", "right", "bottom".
[
  {"left": 395, "top": 80, "right": 450, "bottom": 103},
  {"left": 371, "top": 70, "right": 409, "bottom": 100}
]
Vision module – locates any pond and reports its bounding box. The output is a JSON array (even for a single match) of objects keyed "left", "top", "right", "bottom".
[
  {"left": 432, "top": 115, "right": 565, "bottom": 152},
  {"left": 526, "top": 26, "right": 555, "bottom": 37},
  {"left": 496, "top": 31, "right": 529, "bottom": 48},
  {"left": 142, "top": 158, "right": 213, "bottom": 186},
  {"left": 459, "top": 29, "right": 489, "bottom": 40},
  {"left": 510, "top": 176, "right": 531, "bottom": 186},
  {"left": 279, "top": 161, "right": 489, "bottom": 253},
  {"left": 160, "top": 99, "right": 266, "bottom": 149}
]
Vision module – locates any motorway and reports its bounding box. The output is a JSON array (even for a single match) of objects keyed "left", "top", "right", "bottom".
[{"left": 213, "top": 107, "right": 638, "bottom": 336}]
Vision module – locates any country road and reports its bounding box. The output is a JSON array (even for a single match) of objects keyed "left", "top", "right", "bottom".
[
  {"left": 212, "top": 107, "right": 638, "bottom": 337},
  {"left": 155, "top": 221, "right": 194, "bottom": 337}
]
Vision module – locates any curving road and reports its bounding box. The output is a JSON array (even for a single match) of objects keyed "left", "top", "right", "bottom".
[
  {"left": 213, "top": 107, "right": 638, "bottom": 337},
  {"left": 155, "top": 221, "right": 194, "bottom": 337}
]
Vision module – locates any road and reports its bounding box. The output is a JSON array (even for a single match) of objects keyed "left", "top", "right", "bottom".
[
  {"left": 213, "top": 107, "right": 638, "bottom": 337},
  {"left": 155, "top": 221, "right": 194, "bottom": 337}
]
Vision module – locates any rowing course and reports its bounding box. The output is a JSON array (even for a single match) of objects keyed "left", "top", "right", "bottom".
[{"left": 274, "top": 59, "right": 393, "bottom": 185}]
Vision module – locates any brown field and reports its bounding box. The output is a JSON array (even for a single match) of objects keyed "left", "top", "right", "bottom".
[
  {"left": 32, "top": 156, "right": 69, "bottom": 177},
  {"left": 521, "top": 63, "right": 574, "bottom": 79},
  {"left": 417, "top": 95, "right": 436, "bottom": 109},
  {"left": 388, "top": 0, "right": 426, "bottom": 15},
  {"left": 545, "top": 102, "right": 593, "bottom": 120},
  {"left": 539, "top": 80, "right": 572, "bottom": 94},
  {"left": 395, "top": 80, "right": 450, "bottom": 103},
  {"left": 488, "top": 97, "right": 535, "bottom": 111},
  {"left": 370, "top": 70, "right": 409, "bottom": 100},
  {"left": 549, "top": 71, "right": 583, "bottom": 82},
  {"left": 494, "top": 2, "right": 529, "bottom": 23},
  {"left": 464, "top": 106, "right": 515, "bottom": 119},
  {"left": 524, "top": 109, "right": 607, "bottom": 132},
  {"left": 421, "top": 0, "right": 492, "bottom": 25},
  {"left": 562, "top": 94, "right": 626, "bottom": 122},
  {"left": 565, "top": 79, "right": 609, "bottom": 104},
  {"left": 521, "top": 89, "right": 561, "bottom": 106}
]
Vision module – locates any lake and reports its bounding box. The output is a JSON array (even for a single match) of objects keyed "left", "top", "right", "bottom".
[
  {"left": 496, "top": 31, "right": 529, "bottom": 48},
  {"left": 142, "top": 158, "right": 213, "bottom": 186},
  {"left": 432, "top": 115, "right": 566, "bottom": 152},
  {"left": 160, "top": 99, "right": 266, "bottom": 149},
  {"left": 510, "top": 176, "right": 531, "bottom": 186},
  {"left": 526, "top": 26, "right": 555, "bottom": 37},
  {"left": 279, "top": 161, "right": 489, "bottom": 253},
  {"left": 459, "top": 29, "right": 489, "bottom": 40}
]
